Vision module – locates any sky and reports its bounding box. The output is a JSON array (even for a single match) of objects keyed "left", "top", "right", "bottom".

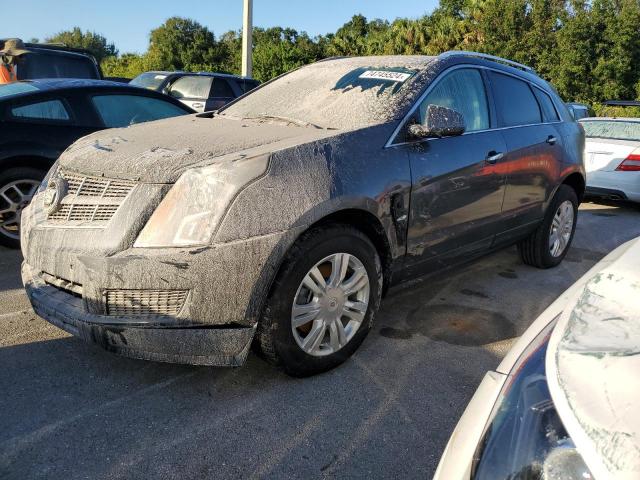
[{"left": 8, "top": 0, "right": 440, "bottom": 54}]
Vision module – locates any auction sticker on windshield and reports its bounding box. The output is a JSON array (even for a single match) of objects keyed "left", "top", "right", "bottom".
[{"left": 359, "top": 70, "right": 413, "bottom": 82}]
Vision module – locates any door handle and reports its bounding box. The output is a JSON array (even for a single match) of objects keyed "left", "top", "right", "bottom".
[
  {"left": 546, "top": 135, "right": 557, "bottom": 145},
  {"left": 485, "top": 151, "right": 504, "bottom": 165}
]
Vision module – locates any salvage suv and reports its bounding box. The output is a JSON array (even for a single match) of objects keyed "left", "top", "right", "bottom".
[{"left": 21, "top": 52, "right": 585, "bottom": 376}]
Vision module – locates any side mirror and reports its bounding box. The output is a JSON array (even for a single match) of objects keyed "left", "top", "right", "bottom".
[{"left": 408, "top": 104, "right": 466, "bottom": 139}]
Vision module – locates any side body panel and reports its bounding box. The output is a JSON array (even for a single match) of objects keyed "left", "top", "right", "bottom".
[{"left": 402, "top": 131, "right": 508, "bottom": 271}]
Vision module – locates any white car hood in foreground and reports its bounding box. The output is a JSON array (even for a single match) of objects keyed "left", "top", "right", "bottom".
[{"left": 547, "top": 238, "right": 640, "bottom": 480}]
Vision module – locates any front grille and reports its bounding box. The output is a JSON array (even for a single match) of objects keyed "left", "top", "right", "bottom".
[
  {"left": 45, "top": 171, "right": 136, "bottom": 226},
  {"left": 48, "top": 204, "right": 120, "bottom": 222},
  {"left": 64, "top": 173, "right": 136, "bottom": 198},
  {"left": 105, "top": 289, "right": 188, "bottom": 316}
]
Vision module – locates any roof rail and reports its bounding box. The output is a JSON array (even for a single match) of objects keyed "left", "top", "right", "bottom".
[
  {"left": 438, "top": 51, "right": 536, "bottom": 73},
  {"left": 603, "top": 100, "right": 640, "bottom": 107}
]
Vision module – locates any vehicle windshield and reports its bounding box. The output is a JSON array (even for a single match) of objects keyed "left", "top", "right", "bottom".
[
  {"left": 0, "top": 82, "right": 39, "bottom": 98},
  {"left": 18, "top": 52, "right": 99, "bottom": 80},
  {"left": 130, "top": 72, "right": 169, "bottom": 90},
  {"left": 580, "top": 119, "right": 640, "bottom": 141},
  {"left": 220, "top": 57, "right": 432, "bottom": 130}
]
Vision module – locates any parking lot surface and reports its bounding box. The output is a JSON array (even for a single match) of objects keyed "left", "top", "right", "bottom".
[{"left": 1, "top": 201, "right": 639, "bottom": 479}]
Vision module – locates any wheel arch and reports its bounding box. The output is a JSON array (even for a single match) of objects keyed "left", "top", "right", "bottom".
[
  {"left": 561, "top": 172, "right": 586, "bottom": 203},
  {"left": 300, "top": 208, "right": 394, "bottom": 294},
  {"left": 0, "top": 155, "right": 55, "bottom": 174}
]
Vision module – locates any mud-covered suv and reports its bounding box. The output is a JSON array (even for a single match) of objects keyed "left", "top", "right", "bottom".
[{"left": 21, "top": 52, "right": 585, "bottom": 376}]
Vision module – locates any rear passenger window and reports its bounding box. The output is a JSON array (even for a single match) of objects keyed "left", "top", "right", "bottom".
[
  {"left": 533, "top": 88, "right": 559, "bottom": 122},
  {"left": 420, "top": 68, "right": 489, "bottom": 132},
  {"left": 490, "top": 72, "right": 541, "bottom": 127},
  {"left": 11, "top": 99, "right": 70, "bottom": 121},
  {"left": 168, "top": 76, "right": 213, "bottom": 99},
  {"left": 92, "top": 95, "right": 187, "bottom": 128},
  {"left": 212, "top": 79, "right": 235, "bottom": 98}
]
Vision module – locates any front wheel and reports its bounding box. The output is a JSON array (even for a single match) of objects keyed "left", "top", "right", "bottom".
[
  {"left": 0, "top": 167, "right": 46, "bottom": 249},
  {"left": 518, "top": 185, "right": 578, "bottom": 268},
  {"left": 255, "top": 225, "right": 382, "bottom": 377}
]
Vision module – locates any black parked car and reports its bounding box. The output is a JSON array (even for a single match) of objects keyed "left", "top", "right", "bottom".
[
  {"left": 1, "top": 39, "right": 102, "bottom": 80},
  {"left": 130, "top": 71, "right": 260, "bottom": 112},
  {"left": 22, "top": 52, "right": 585, "bottom": 376},
  {"left": 0, "top": 79, "right": 194, "bottom": 248}
]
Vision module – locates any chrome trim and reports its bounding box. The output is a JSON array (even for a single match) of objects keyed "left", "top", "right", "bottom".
[
  {"left": 438, "top": 51, "right": 535, "bottom": 73},
  {"left": 385, "top": 63, "right": 562, "bottom": 148}
]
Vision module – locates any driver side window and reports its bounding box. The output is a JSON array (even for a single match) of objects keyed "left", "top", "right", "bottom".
[{"left": 420, "top": 68, "right": 489, "bottom": 132}]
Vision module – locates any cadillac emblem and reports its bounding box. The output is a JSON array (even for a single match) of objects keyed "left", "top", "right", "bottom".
[{"left": 43, "top": 177, "right": 68, "bottom": 214}]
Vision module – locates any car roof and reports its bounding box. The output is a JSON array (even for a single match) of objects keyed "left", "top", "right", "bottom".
[
  {"left": 0, "top": 79, "right": 139, "bottom": 101},
  {"left": 19, "top": 79, "right": 125, "bottom": 89},
  {"left": 0, "top": 80, "right": 195, "bottom": 113}
]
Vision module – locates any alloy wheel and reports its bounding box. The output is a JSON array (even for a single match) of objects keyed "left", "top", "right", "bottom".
[
  {"left": 0, "top": 179, "right": 40, "bottom": 240},
  {"left": 549, "top": 200, "right": 574, "bottom": 257}
]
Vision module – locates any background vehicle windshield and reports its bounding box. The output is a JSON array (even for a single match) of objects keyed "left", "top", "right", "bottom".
[
  {"left": 221, "top": 57, "right": 431, "bottom": 130},
  {"left": 580, "top": 119, "right": 640, "bottom": 141},
  {"left": 130, "top": 72, "right": 168, "bottom": 90}
]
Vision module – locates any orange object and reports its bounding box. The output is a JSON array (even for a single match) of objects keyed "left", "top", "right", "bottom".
[{"left": 0, "top": 62, "right": 16, "bottom": 84}]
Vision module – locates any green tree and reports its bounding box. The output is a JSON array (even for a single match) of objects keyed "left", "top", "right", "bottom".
[
  {"left": 46, "top": 27, "right": 118, "bottom": 63},
  {"left": 328, "top": 14, "right": 371, "bottom": 56},
  {"left": 147, "top": 17, "right": 226, "bottom": 71},
  {"left": 101, "top": 53, "right": 149, "bottom": 78},
  {"left": 252, "top": 27, "right": 324, "bottom": 81}
]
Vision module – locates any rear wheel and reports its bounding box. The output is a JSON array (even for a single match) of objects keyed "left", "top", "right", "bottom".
[
  {"left": 0, "top": 167, "right": 46, "bottom": 249},
  {"left": 518, "top": 185, "right": 578, "bottom": 268},
  {"left": 255, "top": 224, "right": 382, "bottom": 377}
]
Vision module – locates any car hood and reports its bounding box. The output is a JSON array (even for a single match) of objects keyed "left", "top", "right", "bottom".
[
  {"left": 546, "top": 236, "right": 640, "bottom": 480},
  {"left": 58, "top": 114, "right": 339, "bottom": 183}
]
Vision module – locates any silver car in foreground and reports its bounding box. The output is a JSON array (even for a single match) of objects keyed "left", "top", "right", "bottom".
[
  {"left": 581, "top": 117, "right": 640, "bottom": 202},
  {"left": 435, "top": 236, "right": 640, "bottom": 480}
]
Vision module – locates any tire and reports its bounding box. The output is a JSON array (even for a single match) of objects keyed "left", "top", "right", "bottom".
[
  {"left": 255, "top": 224, "right": 383, "bottom": 377},
  {"left": 0, "top": 167, "right": 47, "bottom": 249},
  {"left": 518, "top": 185, "right": 578, "bottom": 269}
]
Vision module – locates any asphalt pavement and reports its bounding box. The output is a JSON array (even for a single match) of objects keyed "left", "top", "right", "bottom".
[{"left": 1, "top": 200, "right": 639, "bottom": 479}]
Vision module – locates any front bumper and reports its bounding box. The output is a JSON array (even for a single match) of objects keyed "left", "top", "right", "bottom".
[{"left": 23, "top": 262, "right": 256, "bottom": 366}]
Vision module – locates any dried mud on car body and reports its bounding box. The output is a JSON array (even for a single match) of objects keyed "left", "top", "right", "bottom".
[{"left": 20, "top": 56, "right": 452, "bottom": 366}]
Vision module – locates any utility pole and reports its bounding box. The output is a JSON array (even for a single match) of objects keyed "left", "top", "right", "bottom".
[{"left": 241, "top": 0, "right": 253, "bottom": 78}]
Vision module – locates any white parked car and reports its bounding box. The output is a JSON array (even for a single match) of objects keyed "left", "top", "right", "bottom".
[
  {"left": 435, "top": 236, "right": 640, "bottom": 480},
  {"left": 580, "top": 117, "right": 640, "bottom": 202}
]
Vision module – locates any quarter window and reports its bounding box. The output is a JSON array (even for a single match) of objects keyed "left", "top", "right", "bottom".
[
  {"left": 11, "top": 99, "right": 70, "bottom": 120},
  {"left": 168, "top": 76, "right": 213, "bottom": 99},
  {"left": 420, "top": 68, "right": 489, "bottom": 132},
  {"left": 533, "top": 88, "right": 559, "bottom": 122},
  {"left": 92, "top": 94, "right": 187, "bottom": 128},
  {"left": 490, "top": 72, "right": 542, "bottom": 127}
]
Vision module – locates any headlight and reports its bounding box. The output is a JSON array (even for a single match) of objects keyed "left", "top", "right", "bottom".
[
  {"left": 472, "top": 318, "right": 593, "bottom": 480},
  {"left": 134, "top": 154, "right": 269, "bottom": 248},
  {"left": 37, "top": 161, "right": 60, "bottom": 193}
]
